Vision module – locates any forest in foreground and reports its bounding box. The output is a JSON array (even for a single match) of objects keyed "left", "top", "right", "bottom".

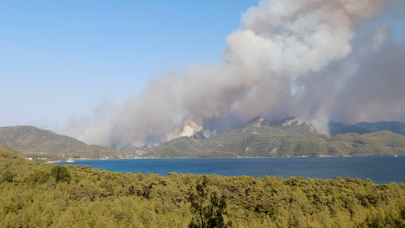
[{"left": 1, "top": 145, "right": 405, "bottom": 227}]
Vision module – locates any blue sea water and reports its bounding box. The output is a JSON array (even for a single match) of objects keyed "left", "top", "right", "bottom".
[{"left": 59, "top": 156, "right": 405, "bottom": 184}]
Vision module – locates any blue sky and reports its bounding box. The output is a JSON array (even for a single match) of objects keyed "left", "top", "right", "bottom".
[{"left": 0, "top": 0, "right": 258, "bottom": 127}]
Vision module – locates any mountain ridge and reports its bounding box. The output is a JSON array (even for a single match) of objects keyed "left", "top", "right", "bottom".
[
  {"left": 140, "top": 116, "right": 405, "bottom": 158},
  {"left": 240, "top": 116, "right": 317, "bottom": 136},
  {"left": 329, "top": 120, "right": 405, "bottom": 136},
  {"left": 0, "top": 125, "right": 121, "bottom": 158},
  {"left": 144, "top": 130, "right": 405, "bottom": 158},
  {"left": 2, "top": 116, "right": 405, "bottom": 159}
]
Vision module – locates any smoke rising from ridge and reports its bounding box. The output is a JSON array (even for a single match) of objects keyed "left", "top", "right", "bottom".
[{"left": 66, "top": 0, "right": 404, "bottom": 149}]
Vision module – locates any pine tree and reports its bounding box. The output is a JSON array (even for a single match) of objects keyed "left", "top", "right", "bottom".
[
  {"left": 51, "top": 165, "right": 71, "bottom": 183},
  {"left": 188, "top": 175, "right": 231, "bottom": 228}
]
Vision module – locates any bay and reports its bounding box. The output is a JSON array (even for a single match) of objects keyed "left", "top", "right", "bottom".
[{"left": 59, "top": 156, "right": 405, "bottom": 184}]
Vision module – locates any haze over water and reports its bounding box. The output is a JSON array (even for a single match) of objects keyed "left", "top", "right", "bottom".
[{"left": 61, "top": 156, "right": 405, "bottom": 184}]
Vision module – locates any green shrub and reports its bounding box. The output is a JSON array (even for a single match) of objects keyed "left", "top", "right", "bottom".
[
  {"left": 51, "top": 165, "right": 71, "bottom": 183},
  {"left": 1, "top": 170, "right": 14, "bottom": 183},
  {"left": 27, "top": 170, "right": 51, "bottom": 184}
]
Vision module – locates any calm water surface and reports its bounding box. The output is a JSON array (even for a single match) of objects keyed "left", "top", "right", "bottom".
[{"left": 60, "top": 156, "right": 405, "bottom": 184}]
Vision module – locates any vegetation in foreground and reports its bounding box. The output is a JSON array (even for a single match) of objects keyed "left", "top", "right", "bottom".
[{"left": 1, "top": 145, "right": 405, "bottom": 227}]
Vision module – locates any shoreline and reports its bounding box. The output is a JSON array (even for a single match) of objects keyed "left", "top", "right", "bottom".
[{"left": 52, "top": 154, "right": 402, "bottom": 163}]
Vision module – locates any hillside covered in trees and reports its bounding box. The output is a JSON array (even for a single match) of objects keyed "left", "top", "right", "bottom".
[
  {"left": 2, "top": 117, "right": 405, "bottom": 160},
  {"left": 1, "top": 145, "right": 405, "bottom": 227},
  {"left": 329, "top": 120, "right": 405, "bottom": 137},
  {"left": 0, "top": 126, "right": 121, "bottom": 159},
  {"left": 140, "top": 116, "right": 405, "bottom": 158},
  {"left": 144, "top": 130, "right": 405, "bottom": 158}
]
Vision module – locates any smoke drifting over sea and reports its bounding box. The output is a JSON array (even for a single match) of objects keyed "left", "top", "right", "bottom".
[{"left": 63, "top": 0, "right": 405, "bottom": 149}]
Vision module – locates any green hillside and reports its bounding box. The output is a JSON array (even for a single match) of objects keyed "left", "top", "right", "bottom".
[
  {"left": 356, "top": 121, "right": 405, "bottom": 135},
  {"left": 0, "top": 126, "right": 121, "bottom": 158},
  {"left": 329, "top": 120, "right": 405, "bottom": 136},
  {"left": 241, "top": 116, "right": 317, "bottom": 136},
  {"left": 1, "top": 146, "right": 405, "bottom": 227},
  {"left": 3, "top": 120, "right": 405, "bottom": 159},
  {"left": 144, "top": 130, "right": 405, "bottom": 158}
]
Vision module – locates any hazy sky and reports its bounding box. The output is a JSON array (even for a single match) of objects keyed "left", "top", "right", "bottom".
[{"left": 0, "top": 0, "right": 258, "bottom": 127}]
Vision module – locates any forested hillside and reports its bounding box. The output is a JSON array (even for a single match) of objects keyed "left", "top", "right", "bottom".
[
  {"left": 2, "top": 118, "right": 405, "bottom": 160},
  {"left": 329, "top": 120, "right": 405, "bottom": 136},
  {"left": 1, "top": 145, "right": 405, "bottom": 227},
  {"left": 145, "top": 131, "right": 405, "bottom": 158},
  {"left": 0, "top": 126, "right": 120, "bottom": 158}
]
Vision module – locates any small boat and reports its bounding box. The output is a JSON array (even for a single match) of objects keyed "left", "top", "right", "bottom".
[
  {"left": 394, "top": 155, "right": 398, "bottom": 158},
  {"left": 66, "top": 155, "right": 74, "bottom": 163}
]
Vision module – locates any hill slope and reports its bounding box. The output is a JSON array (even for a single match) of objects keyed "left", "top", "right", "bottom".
[
  {"left": 329, "top": 120, "right": 405, "bottom": 136},
  {"left": 144, "top": 116, "right": 405, "bottom": 158},
  {"left": 241, "top": 116, "right": 317, "bottom": 135},
  {"left": 0, "top": 126, "right": 120, "bottom": 158},
  {"left": 356, "top": 121, "right": 405, "bottom": 135}
]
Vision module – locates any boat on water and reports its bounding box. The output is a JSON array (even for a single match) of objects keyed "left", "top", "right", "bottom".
[
  {"left": 45, "top": 161, "right": 60, "bottom": 164},
  {"left": 66, "top": 155, "right": 74, "bottom": 163},
  {"left": 394, "top": 155, "right": 398, "bottom": 157}
]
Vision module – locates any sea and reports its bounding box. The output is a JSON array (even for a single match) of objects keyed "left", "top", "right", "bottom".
[{"left": 59, "top": 156, "right": 405, "bottom": 184}]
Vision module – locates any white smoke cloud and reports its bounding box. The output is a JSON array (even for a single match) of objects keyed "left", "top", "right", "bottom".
[{"left": 62, "top": 0, "right": 404, "bottom": 149}]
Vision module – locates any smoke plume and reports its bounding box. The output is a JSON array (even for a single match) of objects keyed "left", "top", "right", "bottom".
[{"left": 68, "top": 0, "right": 404, "bottom": 149}]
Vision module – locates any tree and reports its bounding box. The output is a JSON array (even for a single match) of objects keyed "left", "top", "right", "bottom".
[
  {"left": 1, "top": 170, "right": 14, "bottom": 183},
  {"left": 51, "top": 165, "right": 71, "bottom": 183},
  {"left": 188, "top": 175, "right": 231, "bottom": 228},
  {"left": 27, "top": 170, "right": 50, "bottom": 184}
]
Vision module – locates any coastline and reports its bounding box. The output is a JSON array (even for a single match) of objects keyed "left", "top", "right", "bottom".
[{"left": 52, "top": 154, "right": 401, "bottom": 163}]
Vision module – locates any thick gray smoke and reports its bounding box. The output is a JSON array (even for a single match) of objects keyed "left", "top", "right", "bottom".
[{"left": 68, "top": 0, "right": 404, "bottom": 149}]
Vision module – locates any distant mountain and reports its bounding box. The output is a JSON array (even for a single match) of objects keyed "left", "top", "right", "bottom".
[
  {"left": 329, "top": 120, "right": 405, "bottom": 136},
  {"left": 143, "top": 116, "right": 405, "bottom": 158},
  {"left": 355, "top": 121, "right": 405, "bottom": 135},
  {"left": 0, "top": 126, "right": 120, "bottom": 158},
  {"left": 241, "top": 116, "right": 317, "bottom": 135},
  {"left": 144, "top": 127, "right": 405, "bottom": 158},
  {"left": 242, "top": 116, "right": 274, "bottom": 128},
  {"left": 5, "top": 118, "right": 404, "bottom": 159},
  {"left": 328, "top": 120, "right": 346, "bottom": 131},
  {"left": 328, "top": 120, "right": 375, "bottom": 136}
]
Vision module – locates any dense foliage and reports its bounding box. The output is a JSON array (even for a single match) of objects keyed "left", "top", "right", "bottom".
[
  {"left": 188, "top": 176, "right": 231, "bottom": 228},
  {"left": 146, "top": 131, "right": 405, "bottom": 158},
  {"left": 1, "top": 145, "right": 405, "bottom": 227},
  {"left": 51, "top": 165, "right": 71, "bottom": 183}
]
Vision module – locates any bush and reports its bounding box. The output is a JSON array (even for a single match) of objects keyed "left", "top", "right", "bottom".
[
  {"left": 27, "top": 170, "right": 51, "bottom": 184},
  {"left": 1, "top": 170, "right": 14, "bottom": 183},
  {"left": 51, "top": 165, "right": 71, "bottom": 183}
]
